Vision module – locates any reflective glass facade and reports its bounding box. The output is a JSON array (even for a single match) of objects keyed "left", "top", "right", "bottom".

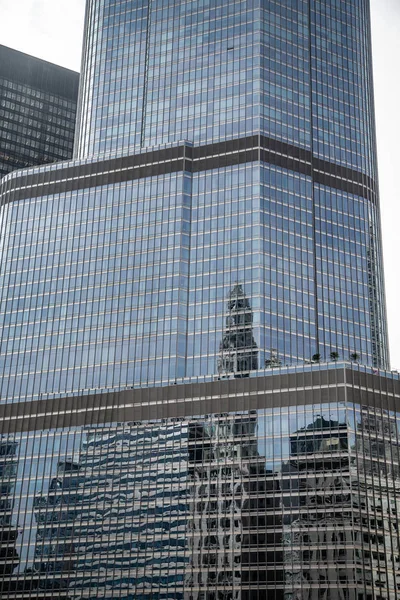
[
  {"left": 0, "top": 45, "right": 79, "bottom": 180},
  {"left": 0, "top": 1, "right": 395, "bottom": 598},
  {"left": 75, "top": 0, "right": 376, "bottom": 179},
  {"left": 0, "top": 0, "right": 388, "bottom": 406},
  {"left": 0, "top": 366, "right": 399, "bottom": 599},
  {"left": 0, "top": 139, "right": 388, "bottom": 404}
]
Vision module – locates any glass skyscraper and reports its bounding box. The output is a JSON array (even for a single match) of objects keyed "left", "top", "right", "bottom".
[
  {"left": 0, "top": 1, "right": 398, "bottom": 599},
  {"left": 0, "top": 45, "right": 79, "bottom": 179}
]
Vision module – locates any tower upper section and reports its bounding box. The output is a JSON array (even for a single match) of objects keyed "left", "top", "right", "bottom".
[
  {"left": 74, "top": 0, "right": 378, "bottom": 182},
  {"left": 74, "top": 0, "right": 261, "bottom": 158},
  {"left": 0, "top": 0, "right": 388, "bottom": 406}
]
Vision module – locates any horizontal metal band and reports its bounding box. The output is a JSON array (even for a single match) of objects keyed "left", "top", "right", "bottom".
[
  {"left": 0, "top": 134, "right": 376, "bottom": 204},
  {"left": 0, "top": 368, "right": 397, "bottom": 434}
]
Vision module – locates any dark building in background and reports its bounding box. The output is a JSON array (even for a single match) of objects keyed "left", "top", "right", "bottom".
[{"left": 0, "top": 45, "right": 79, "bottom": 179}]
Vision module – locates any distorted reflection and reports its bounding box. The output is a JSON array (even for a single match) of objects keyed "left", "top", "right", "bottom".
[
  {"left": 282, "top": 416, "right": 353, "bottom": 600},
  {"left": 0, "top": 438, "right": 19, "bottom": 595},
  {"left": 218, "top": 284, "right": 258, "bottom": 378},
  {"left": 0, "top": 404, "right": 398, "bottom": 598}
]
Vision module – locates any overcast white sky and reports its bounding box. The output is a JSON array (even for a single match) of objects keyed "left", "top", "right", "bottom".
[{"left": 0, "top": 0, "right": 399, "bottom": 367}]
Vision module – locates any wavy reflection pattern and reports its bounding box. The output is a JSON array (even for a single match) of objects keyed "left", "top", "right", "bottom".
[{"left": 0, "top": 401, "right": 399, "bottom": 598}]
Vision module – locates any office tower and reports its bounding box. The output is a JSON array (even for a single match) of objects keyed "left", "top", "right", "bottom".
[
  {"left": 0, "top": 45, "right": 79, "bottom": 179},
  {"left": 0, "top": 1, "right": 399, "bottom": 599},
  {"left": 73, "top": 0, "right": 389, "bottom": 372}
]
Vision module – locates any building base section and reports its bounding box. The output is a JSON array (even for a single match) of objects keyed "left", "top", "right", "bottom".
[{"left": 0, "top": 364, "right": 399, "bottom": 599}]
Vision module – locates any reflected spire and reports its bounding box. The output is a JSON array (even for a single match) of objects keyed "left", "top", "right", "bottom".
[{"left": 218, "top": 284, "right": 258, "bottom": 378}]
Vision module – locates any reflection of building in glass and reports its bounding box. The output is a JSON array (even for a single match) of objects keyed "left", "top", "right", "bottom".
[
  {"left": 187, "top": 414, "right": 268, "bottom": 598},
  {"left": 282, "top": 416, "right": 355, "bottom": 600},
  {"left": 281, "top": 407, "right": 400, "bottom": 600},
  {"left": 32, "top": 459, "right": 80, "bottom": 595},
  {"left": 27, "top": 415, "right": 278, "bottom": 599},
  {"left": 31, "top": 424, "right": 191, "bottom": 599},
  {"left": 218, "top": 285, "right": 258, "bottom": 378},
  {"left": 351, "top": 408, "right": 400, "bottom": 594},
  {"left": 0, "top": 438, "right": 19, "bottom": 587},
  {"left": 0, "top": 367, "right": 399, "bottom": 598}
]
